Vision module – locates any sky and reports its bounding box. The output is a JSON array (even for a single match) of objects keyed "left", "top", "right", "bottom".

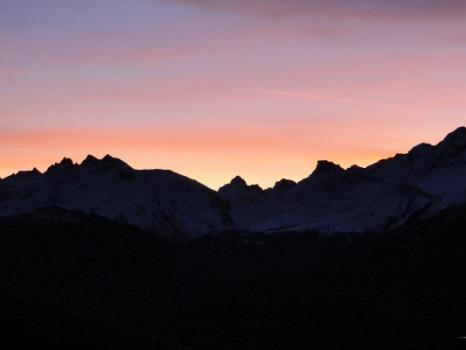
[{"left": 1, "top": 0, "right": 465, "bottom": 189}]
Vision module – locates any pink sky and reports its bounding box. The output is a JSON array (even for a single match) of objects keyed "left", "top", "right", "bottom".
[{"left": 1, "top": 1, "right": 465, "bottom": 188}]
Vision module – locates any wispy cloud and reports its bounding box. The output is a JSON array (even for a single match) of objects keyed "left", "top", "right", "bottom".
[
  {"left": 174, "top": 0, "right": 466, "bottom": 19},
  {"left": 259, "top": 89, "right": 428, "bottom": 113}
]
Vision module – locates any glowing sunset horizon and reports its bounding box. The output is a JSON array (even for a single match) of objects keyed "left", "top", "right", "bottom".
[{"left": 1, "top": 1, "right": 465, "bottom": 189}]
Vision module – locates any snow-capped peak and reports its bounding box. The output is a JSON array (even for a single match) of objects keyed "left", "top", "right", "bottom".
[
  {"left": 0, "top": 155, "right": 232, "bottom": 239},
  {"left": 219, "top": 126, "right": 466, "bottom": 235},
  {"left": 0, "top": 127, "right": 465, "bottom": 239}
]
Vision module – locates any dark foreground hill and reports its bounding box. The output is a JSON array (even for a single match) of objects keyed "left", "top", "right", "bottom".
[
  {"left": 0, "top": 281, "right": 182, "bottom": 350},
  {"left": 1, "top": 206, "right": 466, "bottom": 349}
]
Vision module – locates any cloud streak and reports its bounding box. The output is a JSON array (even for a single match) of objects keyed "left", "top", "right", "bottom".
[
  {"left": 175, "top": 0, "right": 466, "bottom": 19},
  {"left": 259, "top": 89, "right": 427, "bottom": 113}
]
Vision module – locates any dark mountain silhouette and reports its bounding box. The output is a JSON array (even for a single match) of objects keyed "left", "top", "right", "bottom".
[
  {"left": 1, "top": 127, "right": 466, "bottom": 349},
  {"left": 0, "top": 154, "right": 232, "bottom": 240},
  {"left": 220, "top": 126, "right": 466, "bottom": 234},
  {"left": 1, "top": 127, "right": 465, "bottom": 240}
]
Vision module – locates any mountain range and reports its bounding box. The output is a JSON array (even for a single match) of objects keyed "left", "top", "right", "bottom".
[
  {"left": 1, "top": 126, "right": 465, "bottom": 240},
  {"left": 1, "top": 126, "right": 466, "bottom": 349}
]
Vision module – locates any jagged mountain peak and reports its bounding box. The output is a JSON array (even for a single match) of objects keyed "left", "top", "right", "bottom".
[
  {"left": 408, "top": 142, "right": 434, "bottom": 157},
  {"left": 438, "top": 126, "right": 466, "bottom": 150},
  {"left": 218, "top": 176, "right": 264, "bottom": 200},
  {"left": 6, "top": 167, "right": 42, "bottom": 180},
  {"left": 102, "top": 154, "right": 127, "bottom": 165},
  {"left": 444, "top": 126, "right": 466, "bottom": 140},
  {"left": 59, "top": 157, "right": 74, "bottom": 166},
  {"left": 18, "top": 167, "right": 42, "bottom": 177},
  {"left": 347, "top": 164, "right": 363, "bottom": 172},
  {"left": 42, "top": 155, "right": 133, "bottom": 177},
  {"left": 62, "top": 157, "right": 73, "bottom": 164},
  {"left": 46, "top": 157, "right": 75, "bottom": 173},
  {"left": 230, "top": 175, "right": 247, "bottom": 187},
  {"left": 81, "top": 154, "right": 99, "bottom": 166},
  {"left": 79, "top": 154, "right": 132, "bottom": 172},
  {"left": 312, "top": 160, "right": 344, "bottom": 175},
  {"left": 273, "top": 178, "right": 296, "bottom": 190}
]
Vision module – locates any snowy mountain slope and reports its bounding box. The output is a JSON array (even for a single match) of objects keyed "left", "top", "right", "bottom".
[
  {"left": 370, "top": 127, "right": 466, "bottom": 209},
  {"left": 0, "top": 155, "right": 231, "bottom": 239},
  {"left": 0, "top": 127, "right": 465, "bottom": 238},
  {"left": 219, "top": 127, "right": 466, "bottom": 234},
  {"left": 219, "top": 160, "right": 432, "bottom": 233}
]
